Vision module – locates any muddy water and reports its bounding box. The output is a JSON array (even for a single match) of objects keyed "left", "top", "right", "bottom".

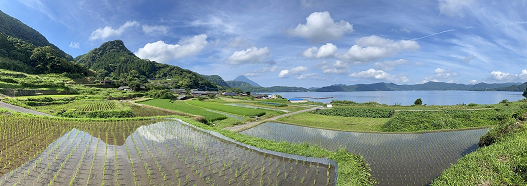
[
  {"left": 241, "top": 122, "right": 489, "bottom": 186},
  {"left": 0, "top": 120, "right": 335, "bottom": 186}
]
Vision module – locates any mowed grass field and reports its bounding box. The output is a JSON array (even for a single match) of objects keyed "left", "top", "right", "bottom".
[{"left": 276, "top": 112, "right": 389, "bottom": 132}]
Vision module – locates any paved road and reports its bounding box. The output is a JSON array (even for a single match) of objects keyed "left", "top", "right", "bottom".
[
  {"left": 0, "top": 101, "right": 53, "bottom": 116},
  {"left": 224, "top": 106, "right": 323, "bottom": 132}
]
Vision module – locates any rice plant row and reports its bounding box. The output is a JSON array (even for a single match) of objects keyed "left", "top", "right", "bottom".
[
  {"left": 0, "top": 119, "right": 336, "bottom": 185},
  {"left": 37, "top": 100, "right": 120, "bottom": 112},
  {"left": 313, "top": 107, "right": 395, "bottom": 118},
  {"left": 139, "top": 99, "right": 227, "bottom": 122},
  {"left": 187, "top": 100, "right": 267, "bottom": 117}
]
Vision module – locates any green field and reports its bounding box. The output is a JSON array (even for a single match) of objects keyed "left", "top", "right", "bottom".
[
  {"left": 139, "top": 99, "right": 227, "bottom": 122},
  {"left": 187, "top": 100, "right": 267, "bottom": 117},
  {"left": 276, "top": 112, "right": 389, "bottom": 132}
]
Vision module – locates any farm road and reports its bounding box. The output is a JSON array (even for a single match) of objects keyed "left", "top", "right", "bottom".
[
  {"left": 225, "top": 106, "right": 324, "bottom": 132},
  {"left": 0, "top": 101, "right": 52, "bottom": 116}
]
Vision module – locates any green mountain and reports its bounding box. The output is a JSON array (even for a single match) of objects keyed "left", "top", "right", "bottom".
[
  {"left": 0, "top": 10, "right": 72, "bottom": 60},
  {"left": 202, "top": 75, "right": 229, "bottom": 87},
  {"left": 76, "top": 40, "right": 217, "bottom": 89},
  {"left": 226, "top": 80, "right": 254, "bottom": 89},
  {"left": 0, "top": 10, "right": 87, "bottom": 76},
  {"left": 233, "top": 75, "right": 261, "bottom": 87}
]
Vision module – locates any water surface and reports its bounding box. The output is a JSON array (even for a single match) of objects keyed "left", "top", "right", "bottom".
[
  {"left": 266, "top": 91, "right": 522, "bottom": 105},
  {"left": 241, "top": 122, "right": 488, "bottom": 186}
]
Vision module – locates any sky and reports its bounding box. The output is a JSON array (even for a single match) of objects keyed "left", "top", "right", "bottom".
[{"left": 2, "top": 0, "right": 527, "bottom": 88}]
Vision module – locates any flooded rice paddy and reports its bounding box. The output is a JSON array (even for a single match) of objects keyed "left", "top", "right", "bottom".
[
  {"left": 241, "top": 122, "right": 489, "bottom": 186},
  {"left": 0, "top": 120, "right": 336, "bottom": 186}
]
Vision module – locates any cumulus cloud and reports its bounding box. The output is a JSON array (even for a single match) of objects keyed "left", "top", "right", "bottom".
[
  {"left": 244, "top": 66, "right": 280, "bottom": 77},
  {"left": 287, "top": 11, "right": 353, "bottom": 43},
  {"left": 373, "top": 59, "right": 409, "bottom": 71},
  {"left": 423, "top": 68, "right": 458, "bottom": 82},
  {"left": 89, "top": 21, "right": 139, "bottom": 41},
  {"left": 302, "top": 43, "right": 338, "bottom": 58},
  {"left": 340, "top": 35, "right": 420, "bottom": 63},
  {"left": 320, "top": 60, "right": 349, "bottom": 74},
  {"left": 438, "top": 0, "right": 475, "bottom": 17},
  {"left": 69, "top": 42, "right": 80, "bottom": 49},
  {"left": 348, "top": 69, "right": 408, "bottom": 82},
  {"left": 489, "top": 70, "right": 527, "bottom": 82},
  {"left": 227, "top": 47, "right": 272, "bottom": 65},
  {"left": 135, "top": 34, "right": 208, "bottom": 63},
  {"left": 142, "top": 25, "right": 169, "bottom": 34},
  {"left": 278, "top": 66, "right": 308, "bottom": 78}
]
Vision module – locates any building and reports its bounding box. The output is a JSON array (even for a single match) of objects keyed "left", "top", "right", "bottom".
[
  {"left": 252, "top": 94, "right": 268, "bottom": 99},
  {"left": 223, "top": 92, "right": 237, "bottom": 96},
  {"left": 288, "top": 98, "right": 307, "bottom": 103},
  {"left": 117, "top": 86, "right": 131, "bottom": 91}
]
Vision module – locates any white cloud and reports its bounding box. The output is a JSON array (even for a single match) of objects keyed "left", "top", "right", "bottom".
[
  {"left": 423, "top": 68, "right": 458, "bottom": 82},
  {"left": 438, "top": 0, "right": 475, "bottom": 17},
  {"left": 278, "top": 66, "right": 308, "bottom": 78},
  {"left": 340, "top": 35, "right": 420, "bottom": 63},
  {"left": 470, "top": 80, "right": 477, "bottom": 84},
  {"left": 373, "top": 59, "right": 409, "bottom": 71},
  {"left": 296, "top": 73, "right": 320, "bottom": 80},
  {"left": 320, "top": 60, "right": 349, "bottom": 74},
  {"left": 89, "top": 21, "right": 139, "bottom": 41},
  {"left": 142, "top": 25, "right": 169, "bottom": 34},
  {"left": 348, "top": 69, "right": 408, "bottom": 82},
  {"left": 227, "top": 47, "right": 272, "bottom": 65},
  {"left": 244, "top": 66, "right": 280, "bottom": 77},
  {"left": 287, "top": 11, "right": 353, "bottom": 43},
  {"left": 489, "top": 70, "right": 527, "bottom": 82},
  {"left": 135, "top": 34, "right": 208, "bottom": 63},
  {"left": 69, "top": 42, "right": 80, "bottom": 49},
  {"left": 302, "top": 43, "right": 338, "bottom": 58}
]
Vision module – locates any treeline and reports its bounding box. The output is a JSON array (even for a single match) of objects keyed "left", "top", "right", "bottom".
[{"left": 0, "top": 34, "right": 89, "bottom": 77}]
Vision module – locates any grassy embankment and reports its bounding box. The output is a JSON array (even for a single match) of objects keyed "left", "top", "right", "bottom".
[
  {"left": 432, "top": 117, "right": 527, "bottom": 185},
  {"left": 277, "top": 100, "right": 526, "bottom": 133}
]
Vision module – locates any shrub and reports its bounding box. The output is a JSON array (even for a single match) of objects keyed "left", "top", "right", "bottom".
[
  {"left": 414, "top": 98, "right": 423, "bottom": 105},
  {"left": 479, "top": 119, "right": 524, "bottom": 147}
]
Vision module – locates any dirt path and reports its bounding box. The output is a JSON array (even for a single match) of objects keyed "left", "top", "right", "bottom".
[
  {"left": 224, "top": 106, "right": 324, "bottom": 132},
  {"left": 0, "top": 100, "right": 53, "bottom": 116}
]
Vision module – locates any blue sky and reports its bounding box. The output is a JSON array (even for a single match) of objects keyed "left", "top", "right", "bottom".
[{"left": 2, "top": 0, "right": 527, "bottom": 87}]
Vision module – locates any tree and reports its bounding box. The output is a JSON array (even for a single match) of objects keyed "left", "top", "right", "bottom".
[
  {"left": 414, "top": 98, "right": 423, "bottom": 105},
  {"left": 523, "top": 87, "right": 527, "bottom": 98}
]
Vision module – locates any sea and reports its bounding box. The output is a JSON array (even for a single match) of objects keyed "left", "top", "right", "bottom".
[{"left": 262, "top": 91, "right": 524, "bottom": 106}]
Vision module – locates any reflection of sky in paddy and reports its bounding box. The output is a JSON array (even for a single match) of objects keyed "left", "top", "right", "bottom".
[{"left": 241, "top": 122, "right": 489, "bottom": 186}]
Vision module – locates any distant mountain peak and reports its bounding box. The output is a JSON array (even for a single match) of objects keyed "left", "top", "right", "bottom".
[{"left": 233, "top": 75, "right": 261, "bottom": 87}]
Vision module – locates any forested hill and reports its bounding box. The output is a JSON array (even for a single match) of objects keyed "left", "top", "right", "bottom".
[
  {"left": 0, "top": 10, "right": 87, "bottom": 76},
  {"left": 0, "top": 10, "right": 72, "bottom": 60},
  {"left": 76, "top": 40, "right": 217, "bottom": 89},
  {"left": 201, "top": 75, "right": 230, "bottom": 87}
]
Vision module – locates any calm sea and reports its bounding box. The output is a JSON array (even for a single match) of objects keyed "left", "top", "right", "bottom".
[{"left": 264, "top": 91, "right": 524, "bottom": 106}]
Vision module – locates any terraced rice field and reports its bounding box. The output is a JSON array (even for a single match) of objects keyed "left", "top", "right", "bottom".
[
  {"left": 241, "top": 122, "right": 488, "bottom": 186},
  {"left": 1, "top": 120, "right": 336, "bottom": 186}
]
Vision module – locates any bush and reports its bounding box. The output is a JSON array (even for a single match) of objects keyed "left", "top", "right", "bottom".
[
  {"left": 414, "top": 98, "right": 422, "bottom": 105},
  {"left": 147, "top": 89, "right": 174, "bottom": 99},
  {"left": 479, "top": 119, "right": 524, "bottom": 147},
  {"left": 468, "top": 103, "right": 478, "bottom": 107}
]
